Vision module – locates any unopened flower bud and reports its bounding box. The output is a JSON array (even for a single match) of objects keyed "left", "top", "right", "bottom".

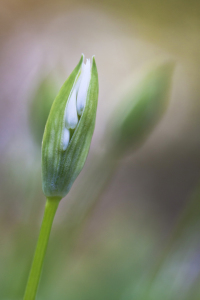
[
  {"left": 42, "top": 54, "right": 99, "bottom": 199},
  {"left": 109, "top": 62, "right": 174, "bottom": 155}
]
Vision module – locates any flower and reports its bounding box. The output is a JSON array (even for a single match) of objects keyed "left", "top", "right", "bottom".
[{"left": 42, "top": 54, "right": 99, "bottom": 199}]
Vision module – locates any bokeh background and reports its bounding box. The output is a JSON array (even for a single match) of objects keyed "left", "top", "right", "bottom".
[{"left": 1, "top": 1, "right": 200, "bottom": 299}]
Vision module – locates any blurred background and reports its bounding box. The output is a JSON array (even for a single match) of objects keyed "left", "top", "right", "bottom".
[{"left": 1, "top": 0, "right": 200, "bottom": 299}]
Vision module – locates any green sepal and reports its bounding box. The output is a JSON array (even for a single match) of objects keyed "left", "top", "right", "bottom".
[{"left": 42, "top": 56, "right": 99, "bottom": 198}]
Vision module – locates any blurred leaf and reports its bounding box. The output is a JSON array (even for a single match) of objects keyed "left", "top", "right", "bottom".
[{"left": 29, "top": 76, "right": 59, "bottom": 147}]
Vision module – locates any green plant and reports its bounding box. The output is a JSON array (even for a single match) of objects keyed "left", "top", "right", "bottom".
[
  {"left": 23, "top": 54, "right": 99, "bottom": 300},
  {"left": 22, "top": 57, "right": 175, "bottom": 300}
]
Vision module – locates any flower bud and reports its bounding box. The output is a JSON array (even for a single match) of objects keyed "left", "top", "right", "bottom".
[
  {"left": 42, "top": 55, "right": 99, "bottom": 199},
  {"left": 109, "top": 62, "right": 174, "bottom": 155}
]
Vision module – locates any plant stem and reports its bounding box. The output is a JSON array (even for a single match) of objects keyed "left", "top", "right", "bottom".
[{"left": 23, "top": 196, "right": 61, "bottom": 300}]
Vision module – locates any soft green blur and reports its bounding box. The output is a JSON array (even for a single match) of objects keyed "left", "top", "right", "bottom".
[
  {"left": 108, "top": 62, "right": 174, "bottom": 155},
  {"left": 1, "top": 0, "right": 200, "bottom": 299},
  {"left": 29, "top": 75, "right": 58, "bottom": 147}
]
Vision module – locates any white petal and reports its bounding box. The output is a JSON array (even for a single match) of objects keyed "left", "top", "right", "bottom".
[
  {"left": 77, "top": 59, "right": 91, "bottom": 116},
  {"left": 65, "top": 89, "right": 78, "bottom": 129},
  {"left": 74, "top": 70, "right": 82, "bottom": 92},
  {"left": 62, "top": 128, "right": 70, "bottom": 151}
]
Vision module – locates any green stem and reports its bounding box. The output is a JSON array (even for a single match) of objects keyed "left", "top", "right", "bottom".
[{"left": 23, "top": 196, "right": 61, "bottom": 300}]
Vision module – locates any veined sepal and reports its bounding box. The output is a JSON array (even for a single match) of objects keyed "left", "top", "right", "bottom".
[{"left": 42, "top": 55, "right": 99, "bottom": 198}]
